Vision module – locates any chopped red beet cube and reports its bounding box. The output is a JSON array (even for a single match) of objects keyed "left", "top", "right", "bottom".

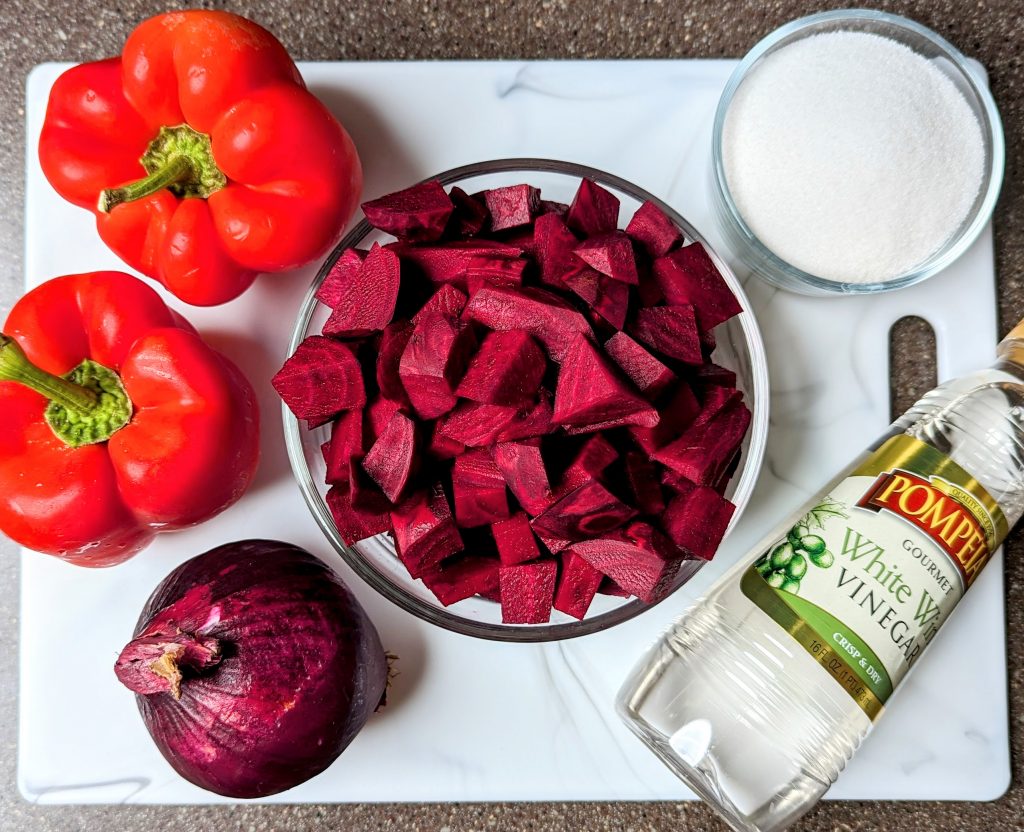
[
  {"left": 695, "top": 387, "right": 744, "bottom": 427},
  {"left": 421, "top": 556, "right": 501, "bottom": 606},
  {"left": 452, "top": 449, "right": 511, "bottom": 528},
  {"left": 326, "top": 483, "right": 391, "bottom": 546},
  {"left": 553, "top": 334, "right": 659, "bottom": 430},
  {"left": 316, "top": 248, "right": 366, "bottom": 309},
  {"left": 492, "top": 512, "right": 541, "bottom": 565},
  {"left": 426, "top": 422, "right": 465, "bottom": 460},
  {"left": 390, "top": 483, "right": 463, "bottom": 578},
  {"left": 349, "top": 455, "right": 392, "bottom": 513},
  {"left": 559, "top": 433, "right": 618, "bottom": 490},
  {"left": 566, "top": 178, "right": 619, "bottom": 237},
  {"left": 553, "top": 552, "right": 604, "bottom": 619},
  {"left": 273, "top": 336, "right": 366, "bottom": 422},
  {"left": 536, "top": 529, "right": 572, "bottom": 554},
  {"left": 653, "top": 399, "right": 751, "bottom": 486},
  {"left": 324, "top": 409, "right": 364, "bottom": 484},
  {"left": 603, "top": 332, "right": 677, "bottom": 400},
  {"left": 563, "top": 266, "right": 630, "bottom": 329},
  {"left": 560, "top": 264, "right": 601, "bottom": 303},
  {"left": 362, "top": 180, "right": 454, "bottom": 242},
  {"left": 394, "top": 241, "right": 525, "bottom": 291},
  {"left": 500, "top": 560, "right": 558, "bottom": 624},
  {"left": 653, "top": 243, "right": 743, "bottom": 331},
  {"left": 534, "top": 212, "right": 581, "bottom": 289},
  {"left": 491, "top": 440, "right": 553, "bottom": 515},
  {"left": 574, "top": 231, "right": 639, "bottom": 284},
  {"left": 362, "top": 409, "right": 417, "bottom": 503},
  {"left": 377, "top": 320, "right": 414, "bottom": 406},
  {"left": 484, "top": 184, "right": 541, "bottom": 231},
  {"left": 532, "top": 480, "right": 638, "bottom": 541},
  {"left": 399, "top": 312, "right": 477, "bottom": 419},
  {"left": 570, "top": 522, "right": 683, "bottom": 603},
  {"left": 448, "top": 186, "right": 489, "bottom": 237},
  {"left": 661, "top": 485, "right": 736, "bottom": 560},
  {"left": 630, "top": 305, "right": 702, "bottom": 364},
  {"left": 438, "top": 401, "right": 519, "bottom": 446},
  {"left": 629, "top": 383, "right": 701, "bottom": 453},
  {"left": 626, "top": 200, "right": 683, "bottom": 259},
  {"left": 366, "top": 395, "right": 401, "bottom": 442},
  {"left": 464, "top": 258, "right": 528, "bottom": 297},
  {"left": 322, "top": 243, "right": 401, "bottom": 337},
  {"left": 495, "top": 392, "right": 555, "bottom": 442},
  {"left": 465, "top": 285, "right": 592, "bottom": 362},
  {"left": 660, "top": 466, "right": 695, "bottom": 495},
  {"left": 455, "top": 330, "right": 547, "bottom": 406},
  {"left": 412, "top": 284, "right": 468, "bottom": 324}
]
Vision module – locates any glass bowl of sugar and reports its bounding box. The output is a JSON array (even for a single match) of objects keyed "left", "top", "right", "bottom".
[{"left": 711, "top": 8, "right": 1004, "bottom": 295}]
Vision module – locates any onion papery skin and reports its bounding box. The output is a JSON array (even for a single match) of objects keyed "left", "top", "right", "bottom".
[{"left": 115, "top": 539, "right": 387, "bottom": 798}]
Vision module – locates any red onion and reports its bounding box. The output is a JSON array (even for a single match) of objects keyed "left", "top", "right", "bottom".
[{"left": 115, "top": 539, "right": 388, "bottom": 798}]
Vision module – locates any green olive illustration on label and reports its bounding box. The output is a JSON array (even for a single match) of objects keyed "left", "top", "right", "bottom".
[
  {"left": 769, "top": 542, "right": 796, "bottom": 570},
  {"left": 786, "top": 553, "right": 808, "bottom": 579},
  {"left": 787, "top": 525, "right": 808, "bottom": 547},
  {"left": 799, "top": 534, "right": 826, "bottom": 556},
  {"left": 759, "top": 499, "right": 848, "bottom": 593},
  {"left": 810, "top": 548, "right": 835, "bottom": 568}
]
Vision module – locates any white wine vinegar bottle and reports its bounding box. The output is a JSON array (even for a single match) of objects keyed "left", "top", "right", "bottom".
[{"left": 618, "top": 321, "right": 1024, "bottom": 832}]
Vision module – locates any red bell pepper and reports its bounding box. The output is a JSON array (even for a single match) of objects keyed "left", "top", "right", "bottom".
[
  {"left": 38, "top": 11, "right": 362, "bottom": 306},
  {"left": 0, "top": 272, "right": 260, "bottom": 566}
]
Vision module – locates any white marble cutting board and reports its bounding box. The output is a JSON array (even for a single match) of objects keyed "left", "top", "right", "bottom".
[{"left": 19, "top": 60, "right": 1008, "bottom": 804}]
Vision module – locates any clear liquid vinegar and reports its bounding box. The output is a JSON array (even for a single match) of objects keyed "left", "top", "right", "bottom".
[{"left": 617, "top": 328, "right": 1024, "bottom": 832}]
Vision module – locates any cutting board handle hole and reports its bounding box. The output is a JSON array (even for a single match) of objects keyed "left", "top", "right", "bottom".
[{"left": 889, "top": 316, "right": 938, "bottom": 421}]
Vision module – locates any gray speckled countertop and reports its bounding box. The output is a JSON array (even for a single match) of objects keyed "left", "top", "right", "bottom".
[{"left": 2, "top": 1, "right": 1023, "bottom": 830}]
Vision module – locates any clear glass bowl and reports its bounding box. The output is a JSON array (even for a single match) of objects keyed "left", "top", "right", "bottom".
[
  {"left": 711, "top": 8, "right": 1005, "bottom": 296},
  {"left": 284, "top": 158, "right": 770, "bottom": 641}
]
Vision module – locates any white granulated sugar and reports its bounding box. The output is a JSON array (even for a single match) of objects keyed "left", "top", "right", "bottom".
[{"left": 722, "top": 31, "right": 985, "bottom": 283}]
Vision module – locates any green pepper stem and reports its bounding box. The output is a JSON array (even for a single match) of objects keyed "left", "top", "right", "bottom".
[
  {"left": 0, "top": 335, "right": 98, "bottom": 412},
  {"left": 97, "top": 155, "right": 194, "bottom": 213}
]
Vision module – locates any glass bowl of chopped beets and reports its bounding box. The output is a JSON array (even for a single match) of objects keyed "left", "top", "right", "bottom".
[
  {"left": 711, "top": 8, "right": 1005, "bottom": 296},
  {"left": 280, "top": 159, "right": 769, "bottom": 641}
]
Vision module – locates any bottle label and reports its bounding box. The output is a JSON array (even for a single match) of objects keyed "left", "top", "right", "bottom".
[{"left": 741, "top": 435, "right": 1007, "bottom": 720}]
